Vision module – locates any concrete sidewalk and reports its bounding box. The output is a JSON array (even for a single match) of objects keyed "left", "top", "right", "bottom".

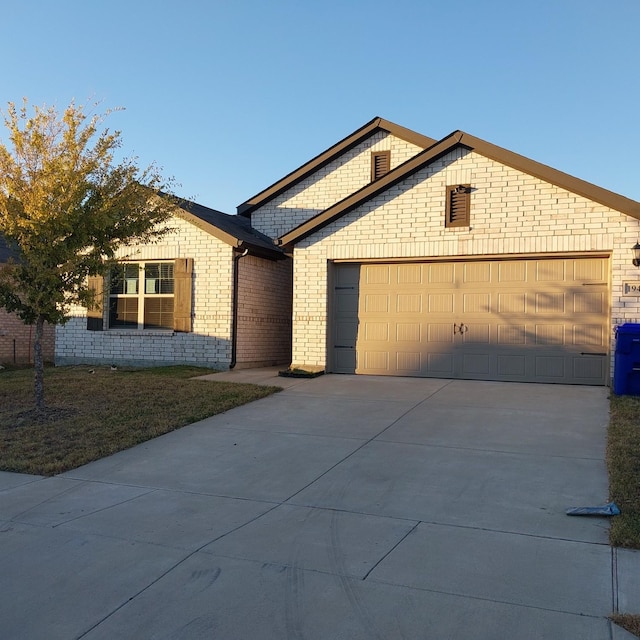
[{"left": 1, "top": 370, "right": 639, "bottom": 639}]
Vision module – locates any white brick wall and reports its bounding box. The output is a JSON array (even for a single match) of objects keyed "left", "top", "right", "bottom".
[
  {"left": 287, "top": 148, "right": 640, "bottom": 377},
  {"left": 250, "top": 132, "right": 423, "bottom": 239},
  {"left": 55, "top": 216, "right": 236, "bottom": 368}
]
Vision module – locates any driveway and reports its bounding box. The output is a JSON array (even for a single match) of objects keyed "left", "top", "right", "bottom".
[{"left": 0, "top": 372, "right": 638, "bottom": 639}]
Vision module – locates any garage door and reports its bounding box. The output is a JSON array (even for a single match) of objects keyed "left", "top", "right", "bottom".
[{"left": 331, "top": 257, "right": 609, "bottom": 385}]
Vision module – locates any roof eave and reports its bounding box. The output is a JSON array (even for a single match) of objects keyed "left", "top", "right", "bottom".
[
  {"left": 278, "top": 132, "right": 464, "bottom": 248},
  {"left": 237, "top": 117, "right": 436, "bottom": 217},
  {"left": 279, "top": 130, "right": 640, "bottom": 248}
]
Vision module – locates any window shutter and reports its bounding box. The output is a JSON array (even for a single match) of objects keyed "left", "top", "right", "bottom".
[
  {"left": 371, "top": 151, "right": 391, "bottom": 181},
  {"left": 173, "top": 258, "right": 193, "bottom": 332},
  {"left": 445, "top": 185, "right": 471, "bottom": 228},
  {"left": 86, "top": 275, "right": 104, "bottom": 331}
]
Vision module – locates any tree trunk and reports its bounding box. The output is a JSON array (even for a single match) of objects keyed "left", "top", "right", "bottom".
[{"left": 33, "top": 315, "right": 45, "bottom": 413}]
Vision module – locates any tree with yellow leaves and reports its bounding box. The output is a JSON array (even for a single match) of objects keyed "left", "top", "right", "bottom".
[{"left": 0, "top": 100, "right": 176, "bottom": 414}]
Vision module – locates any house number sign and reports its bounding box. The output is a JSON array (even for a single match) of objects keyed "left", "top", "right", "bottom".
[{"left": 623, "top": 282, "right": 640, "bottom": 296}]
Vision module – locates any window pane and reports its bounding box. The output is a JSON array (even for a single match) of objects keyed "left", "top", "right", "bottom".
[
  {"left": 110, "top": 264, "right": 139, "bottom": 294},
  {"left": 143, "top": 297, "right": 174, "bottom": 330},
  {"left": 109, "top": 297, "right": 139, "bottom": 328},
  {"left": 145, "top": 263, "right": 174, "bottom": 295}
]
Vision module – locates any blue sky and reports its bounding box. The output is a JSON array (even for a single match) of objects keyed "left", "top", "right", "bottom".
[{"left": 2, "top": 0, "right": 639, "bottom": 213}]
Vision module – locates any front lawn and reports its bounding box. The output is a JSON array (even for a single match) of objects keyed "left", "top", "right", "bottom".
[
  {"left": 0, "top": 365, "right": 280, "bottom": 475},
  {"left": 608, "top": 393, "right": 640, "bottom": 549}
]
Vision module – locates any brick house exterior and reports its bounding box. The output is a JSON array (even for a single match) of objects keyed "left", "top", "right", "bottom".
[
  {"left": 0, "top": 237, "right": 55, "bottom": 365},
  {"left": 55, "top": 199, "right": 292, "bottom": 369},
  {"left": 239, "top": 118, "right": 640, "bottom": 385}
]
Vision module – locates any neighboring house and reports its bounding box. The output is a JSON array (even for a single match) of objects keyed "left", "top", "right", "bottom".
[
  {"left": 55, "top": 199, "right": 292, "bottom": 369},
  {"left": 0, "top": 236, "right": 56, "bottom": 364},
  {"left": 238, "top": 117, "right": 640, "bottom": 385}
]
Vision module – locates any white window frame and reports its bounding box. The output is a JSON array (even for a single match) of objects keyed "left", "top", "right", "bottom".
[{"left": 108, "top": 261, "right": 175, "bottom": 330}]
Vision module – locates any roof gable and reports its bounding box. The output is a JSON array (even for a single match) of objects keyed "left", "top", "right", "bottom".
[
  {"left": 237, "top": 117, "right": 436, "bottom": 217},
  {"left": 278, "top": 130, "right": 640, "bottom": 248},
  {"left": 172, "top": 197, "right": 285, "bottom": 260}
]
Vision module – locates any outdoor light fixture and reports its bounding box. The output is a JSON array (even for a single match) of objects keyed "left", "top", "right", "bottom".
[{"left": 633, "top": 242, "right": 640, "bottom": 267}]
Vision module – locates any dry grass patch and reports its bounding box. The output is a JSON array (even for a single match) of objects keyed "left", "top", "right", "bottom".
[
  {"left": 0, "top": 365, "right": 280, "bottom": 476},
  {"left": 608, "top": 394, "right": 640, "bottom": 549}
]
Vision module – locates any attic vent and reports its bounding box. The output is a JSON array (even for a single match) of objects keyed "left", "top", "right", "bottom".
[
  {"left": 371, "top": 151, "right": 391, "bottom": 181},
  {"left": 445, "top": 184, "right": 471, "bottom": 228}
]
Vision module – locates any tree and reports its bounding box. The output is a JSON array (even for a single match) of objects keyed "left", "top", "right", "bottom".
[{"left": 0, "top": 99, "right": 176, "bottom": 414}]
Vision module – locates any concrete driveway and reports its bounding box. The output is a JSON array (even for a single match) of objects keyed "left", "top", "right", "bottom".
[{"left": 1, "top": 371, "right": 638, "bottom": 639}]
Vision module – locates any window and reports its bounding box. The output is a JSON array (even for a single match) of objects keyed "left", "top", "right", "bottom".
[
  {"left": 445, "top": 184, "right": 471, "bottom": 228},
  {"left": 371, "top": 151, "right": 391, "bottom": 181},
  {"left": 109, "top": 262, "right": 175, "bottom": 330}
]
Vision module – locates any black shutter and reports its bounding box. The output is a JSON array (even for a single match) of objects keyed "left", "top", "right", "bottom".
[{"left": 86, "top": 275, "right": 104, "bottom": 331}]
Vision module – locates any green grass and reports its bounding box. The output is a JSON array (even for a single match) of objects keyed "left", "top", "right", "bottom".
[
  {"left": 0, "top": 365, "right": 280, "bottom": 476},
  {"left": 608, "top": 394, "right": 640, "bottom": 549},
  {"left": 608, "top": 394, "right": 640, "bottom": 637}
]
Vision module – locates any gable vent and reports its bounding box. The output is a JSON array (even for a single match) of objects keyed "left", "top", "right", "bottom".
[
  {"left": 445, "top": 184, "right": 471, "bottom": 227},
  {"left": 371, "top": 151, "right": 391, "bottom": 181}
]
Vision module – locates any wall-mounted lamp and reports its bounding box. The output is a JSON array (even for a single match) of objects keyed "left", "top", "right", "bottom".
[{"left": 633, "top": 242, "right": 640, "bottom": 267}]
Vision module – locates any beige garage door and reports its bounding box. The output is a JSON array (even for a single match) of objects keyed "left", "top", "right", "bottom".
[{"left": 331, "top": 257, "right": 609, "bottom": 385}]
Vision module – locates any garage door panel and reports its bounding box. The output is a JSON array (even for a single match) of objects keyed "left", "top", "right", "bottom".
[
  {"left": 397, "top": 293, "right": 422, "bottom": 313},
  {"left": 364, "top": 265, "right": 390, "bottom": 284},
  {"left": 497, "top": 354, "right": 527, "bottom": 377},
  {"left": 427, "top": 352, "right": 454, "bottom": 374},
  {"left": 499, "top": 261, "right": 527, "bottom": 282},
  {"left": 536, "top": 261, "right": 565, "bottom": 281},
  {"left": 498, "top": 325, "right": 527, "bottom": 345},
  {"left": 364, "top": 294, "right": 389, "bottom": 313},
  {"left": 462, "top": 324, "right": 490, "bottom": 344},
  {"left": 535, "top": 292, "right": 565, "bottom": 314},
  {"left": 535, "top": 325, "right": 565, "bottom": 346},
  {"left": 573, "top": 324, "right": 604, "bottom": 347},
  {"left": 499, "top": 293, "right": 526, "bottom": 314},
  {"left": 397, "top": 264, "right": 423, "bottom": 284},
  {"left": 331, "top": 258, "right": 608, "bottom": 385},
  {"left": 429, "top": 294, "right": 454, "bottom": 313},
  {"left": 427, "top": 324, "right": 454, "bottom": 343},
  {"left": 428, "top": 263, "right": 454, "bottom": 284},
  {"left": 535, "top": 356, "right": 565, "bottom": 378},
  {"left": 362, "top": 351, "right": 389, "bottom": 373},
  {"left": 397, "top": 323, "right": 421, "bottom": 342},
  {"left": 574, "top": 292, "right": 605, "bottom": 314},
  {"left": 396, "top": 352, "right": 421, "bottom": 373},
  {"left": 363, "top": 322, "right": 389, "bottom": 342},
  {"left": 463, "top": 293, "right": 491, "bottom": 314},
  {"left": 573, "top": 259, "right": 605, "bottom": 282},
  {"left": 462, "top": 354, "right": 491, "bottom": 376},
  {"left": 573, "top": 356, "right": 606, "bottom": 381}
]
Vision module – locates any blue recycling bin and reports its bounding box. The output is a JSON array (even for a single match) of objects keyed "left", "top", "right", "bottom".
[{"left": 613, "top": 323, "right": 640, "bottom": 395}]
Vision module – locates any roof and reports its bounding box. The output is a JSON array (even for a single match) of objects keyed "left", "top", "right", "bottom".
[
  {"left": 237, "top": 117, "right": 437, "bottom": 217},
  {"left": 278, "top": 129, "right": 640, "bottom": 248},
  {"left": 172, "top": 197, "right": 285, "bottom": 260}
]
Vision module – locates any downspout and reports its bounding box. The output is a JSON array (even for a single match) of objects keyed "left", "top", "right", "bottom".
[{"left": 229, "top": 247, "right": 249, "bottom": 369}]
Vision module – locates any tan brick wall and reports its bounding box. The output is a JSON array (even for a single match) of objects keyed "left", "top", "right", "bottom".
[
  {"left": 250, "top": 132, "right": 423, "bottom": 239},
  {"left": 236, "top": 255, "right": 292, "bottom": 367},
  {"left": 55, "top": 216, "right": 236, "bottom": 368},
  {"left": 0, "top": 309, "right": 55, "bottom": 364},
  {"left": 290, "top": 148, "right": 640, "bottom": 377}
]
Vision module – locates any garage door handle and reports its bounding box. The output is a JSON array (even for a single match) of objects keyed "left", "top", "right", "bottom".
[
  {"left": 454, "top": 323, "right": 469, "bottom": 335},
  {"left": 580, "top": 352, "right": 606, "bottom": 356},
  {"left": 335, "top": 345, "right": 354, "bottom": 349}
]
